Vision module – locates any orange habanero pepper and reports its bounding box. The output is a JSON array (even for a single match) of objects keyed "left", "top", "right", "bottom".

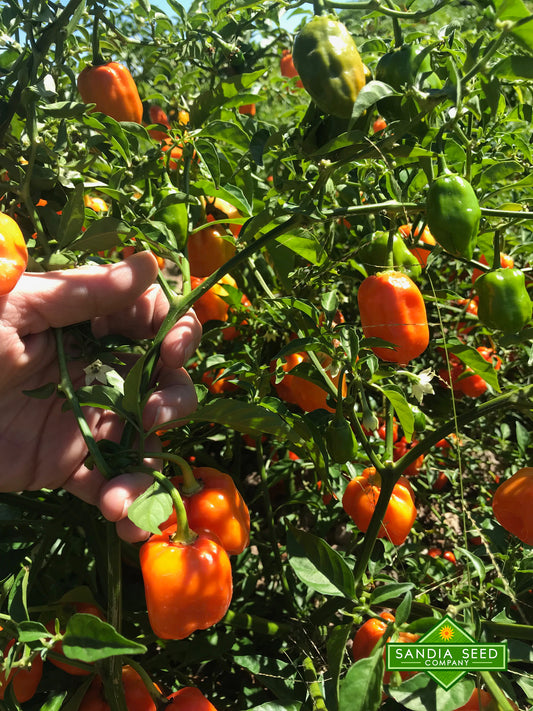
[
  {"left": 357, "top": 271, "right": 429, "bottom": 365},
  {"left": 492, "top": 467, "right": 533, "bottom": 546},
  {"left": 0, "top": 213, "right": 28, "bottom": 295},
  {"left": 342, "top": 467, "right": 417, "bottom": 545},
  {"left": 166, "top": 687, "right": 218, "bottom": 710},
  {"left": 77, "top": 61, "right": 143, "bottom": 123},
  {"left": 140, "top": 524, "right": 233, "bottom": 640},
  {"left": 164, "top": 467, "right": 250, "bottom": 556}
]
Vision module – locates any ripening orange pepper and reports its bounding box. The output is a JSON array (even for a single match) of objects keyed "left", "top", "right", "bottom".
[
  {"left": 455, "top": 688, "right": 518, "bottom": 711},
  {"left": 166, "top": 687, "right": 218, "bottom": 710},
  {"left": 190, "top": 274, "right": 237, "bottom": 325},
  {"left": 238, "top": 103, "right": 256, "bottom": 116},
  {"left": 453, "top": 347, "right": 501, "bottom": 398},
  {"left": 0, "top": 213, "right": 28, "bottom": 296},
  {"left": 342, "top": 467, "right": 417, "bottom": 545},
  {"left": 147, "top": 104, "right": 171, "bottom": 141},
  {"left": 163, "top": 467, "right": 250, "bottom": 555},
  {"left": 77, "top": 61, "right": 143, "bottom": 123},
  {"left": 357, "top": 271, "right": 429, "bottom": 365},
  {"left": 270, "top": 351, "right": 347, "bottom": 413},
  {"left": 188, "top": 198, "right": 241, "bottom": 277},
  {"left": 352, "top": 612, "right": 420, "bottom": 683},
  {"left": 393, "top": 436, "right": 425, "bottom": 476},
  {"left": 471, "top": 252, "right": 514, "bottom": 283},
  {"left": 140, "top": 524, "right": 233, "bottom": 640},
  {"left": 78, "top": 665, "right": 160, "bottom": 711},
  {"left": 280, "top": 49, "right": 304, "bottom": 87},
  {"left": 202, "top": 368, "right": 240, "bottom": 395},
  {"left": 492, "top": 467, "right": 533, "bottom": 546},
  {"left": 0, "top": 635, "right": 43, "bottom": 703},
  {"left": 398, "top": 223, "right": 436, "bottom": 267}
]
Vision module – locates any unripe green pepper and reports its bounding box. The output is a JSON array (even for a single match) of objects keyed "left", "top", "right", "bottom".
[
  {"left": 411, "top": 406, "right": 426, "bottom": 434},
  {"left": 153, "top": 186, "right": 188, "bottom": 250},
  {"left": 475, "top": 267, "right": 532, "bottom": 334},
  {"left": 293, "top": 15, "right": 366, "bottom": 119},
  {"left": 357, "top": 231, "right": 421, "bottom": 279},
  {"left": 425, "top": 174, "right": 481, "bottom": 260},
  {"left": 375, "top": 44, "right": 436, "bottom": 120},
  {"left": 326, "top": 414, "right": 358, "bottom": 464}
]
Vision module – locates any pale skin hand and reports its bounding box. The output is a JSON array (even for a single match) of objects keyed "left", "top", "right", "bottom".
[{"left": 0, "top": 252, "right": 201, "bottom": 541}]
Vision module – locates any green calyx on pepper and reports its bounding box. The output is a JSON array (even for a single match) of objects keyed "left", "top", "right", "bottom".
[
  {"left": 292, "top": 15, "right": 366, "bottom": 119},
  {"left": 425, "top": 173, "right": 481, "bottom": 260},
  {"left": 357, "top": 231, "right": 421, "bottom": 279},
  {"left": 475, "top": 267, "right": 532, "bottom": 334}
]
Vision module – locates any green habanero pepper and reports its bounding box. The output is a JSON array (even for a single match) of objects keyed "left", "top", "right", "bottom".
[
  {"left": 292, "top": 15, "right": 366, "bottom": 119},
  {"left": 325, "top": 414, "right": 358, "bottom": 464},
  {"left": 153, "top": 185, "right": 189, "bottom": 251},
  {"left": 475, "top": 267, "right": 532, "bottom": 334},
  {"left": 375, "top": 44, "right": 437, "bottom": 120},
  {"left": 425, "top": 174, "right": 481, "bottom": 260},
  {"left": 357, "top": 231, "right": 421, "bottom": 279}
]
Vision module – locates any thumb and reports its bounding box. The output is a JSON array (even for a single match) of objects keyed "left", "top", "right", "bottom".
[{"left": 12, "top": 252, "right": 160, "bottom": 334}]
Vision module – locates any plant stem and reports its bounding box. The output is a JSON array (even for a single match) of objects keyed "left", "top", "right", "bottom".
[
  {"left": 222, "top": 609, "right": 293, "bottom": 636},
  {"left": 302, "top": 656, "right": 328, "bottom": 710},
  {"left": 54, "top": 328, "right": 111, "bottom": 477},
  {"left": 149, "top": 468, "right": 195, "bottom": 544}
]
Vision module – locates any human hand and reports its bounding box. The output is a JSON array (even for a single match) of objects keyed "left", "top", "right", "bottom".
[{"left": 0, "top": 252, "right": 201, "bottom": 541}]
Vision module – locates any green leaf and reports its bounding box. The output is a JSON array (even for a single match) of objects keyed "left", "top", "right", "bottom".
[
  {"left": 62, "top": 613, "right": 146, "bottom": 662},
  {"left": 350, "top": 81, "right": 397, "bottom": 122},
  {"left": 57, "top": 183, "right": 85, "bottom": 248},
  {"left": 162, "top": 399, "right": 291, "bottom": 439},
  {"left": 40, "top": 693, "right": 69, "bottom": 711},
  {"left": 389, "top": 675, "right": 475, "bottom": 711},
  {"left": 192, "top": 178, "right": 251, "bottom": 216},
  {"left": 275, "top": 232, "right": 327, "bottom": 265},
  {"left": 22, "top": 383, "right": 57, "bottom": 399},
  {"left": 370, "top": 582, "right": 415, "bottom": 606},
  {"left": 17, "top": 621, "right": 49, "bottom": 643},
  {"left": 338, "top": 656, "right": 384, "bottom": 711},
  {"left": 234, "top": 655, "right": 298, "bottom": 700},
  {"left": 381, "top": 387, "right": 415, "bottom": 442},
  {"left": 455, "top": 548, "right": 486, "bottom": 582},
  {"left": 448, "top": 344, "right": 501, "bottom": 392},
  {"left": 494, "top": 0, "right": 533, "bottom": 53},
  {"left": 395, "top": 590, "right": 413, "bottom": 626},
  {"left": 325, "top": 623, "right": 353, "bottom": 711},
  {"left": 199, "top": 120, "right": 250, "bottom": 151},
  {"left": 492, "top": 56, "right": 533, "bottom": 79},
  {"left": 286, "top": 526, "right": 355, "bottom": 599},
  {"left": 247, "top": 705, "right": 301, "bottom": 711},
  {"left": 477, "top": 160, "right": 523, "bottom": 191},
  {"left": 70, "top": 216, "right": 132, "bottom": 252},
  {"left": 127, "top": 481, "right": 173, "bottom": 536}
]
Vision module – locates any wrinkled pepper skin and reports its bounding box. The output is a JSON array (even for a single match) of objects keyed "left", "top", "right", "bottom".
[
  {"left": 342, "top": 467, "right": 417, "bottom": 545},
  {"left": 140, "top": 525, "right": 233, "bottom": 640},
  {"left": 166, "top": 467, "right": 250, "bottom": 555},
  {"left": 492, "top": 467, "right": 533, "bottom": 546},
  {"left": 425, "top": 174, "right": 481, "bottom": 259},
  {"left": 357, "top": 270, "right": 429, "bottom": 365},
  {"left": 292, "top": 15, "right": 366, "bottom": 118},
  {"left": 357, "top": 231, "right": 421, "bottom": 279},
  {"left": 77, "top": 61, "right": 143, "bottom": 123},
  {"left": 475, "top": 267, "right": 532, "bottom": 334},
  {"left": 325, "top": 415, "right": 358, "bottom": 464},
  {"left": 0, "top": 213, "right": 28, "bottom": 296}
]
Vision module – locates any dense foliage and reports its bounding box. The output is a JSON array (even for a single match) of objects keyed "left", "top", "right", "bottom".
[{"left": 1, "top": 0, "right": 533, "bottom": 709}]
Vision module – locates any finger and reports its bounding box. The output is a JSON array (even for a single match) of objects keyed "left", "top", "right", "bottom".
[
  {"left": 99, "top": 472, "right": 154, "bottom": 522},
  {"left": 142, "top": 367, "right": 198, "bottom": 431},
  {"left": 93, "top": 286, "right": 202, "bottom": 368},
  {"left": 13, "top": 252, "right": 159, "bottom": 336},
  {"left": 115, "top": 517, "right": 151, "bottom": 543},
  {"left": 159, "top": 310, "right": 202, "bottom": 369}
]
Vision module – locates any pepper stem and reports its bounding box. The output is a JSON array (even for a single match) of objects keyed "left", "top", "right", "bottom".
[
  {"left": 492, "top": 229, "right": 501, "bottom": 271},
  {"left": 144, "top": 451, "right": 201, "bottom": 495},
  {"left": 149, "top": 468, "right": 196, "bottom": 544}
]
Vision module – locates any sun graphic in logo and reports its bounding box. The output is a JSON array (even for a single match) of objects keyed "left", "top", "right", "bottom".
[{"left": 439, "top": 625, "right": 454, "bottom": 642}]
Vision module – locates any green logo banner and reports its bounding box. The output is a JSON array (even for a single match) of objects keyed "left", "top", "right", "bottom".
[{"left": 386, "top": 614, "right": 508, "bottom": 689}]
